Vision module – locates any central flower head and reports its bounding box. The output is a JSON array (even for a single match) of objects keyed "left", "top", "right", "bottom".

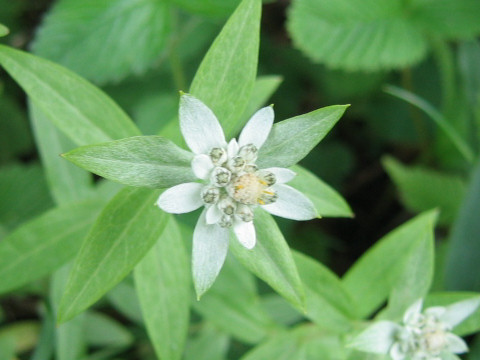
[{"left": 229, "top": 173, "right": 277, "bottom": 205}]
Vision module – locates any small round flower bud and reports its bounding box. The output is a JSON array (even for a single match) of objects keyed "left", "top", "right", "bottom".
[
  {"left": 218, "top": 214, "right": 233, "bottom": 228},
  {"left": 209, "top": 147, "right": 227, "bottom": 166},
  {"left": 238, "top": 144, "right": 258, "bottom": 163},
  {"left": 244, "top": 164, "right": 258, "bottom": 173},
  {"left": 201, "top": 186, "right": 220, "bottom": 204},
  {"left": 228, "top": 156, "right": 245, "bottom": 173},
  {"left": 211, "top": 167, "right": 231, "bottom": 187},
  {"left": 256, "top": 170, "right": 276, "bottom": 186},
  {"left": 218, "top": 196, "right": 236, "bottom": 215},
  {"left": 236, "top": 204, "right": 254, "bottom": 222}
]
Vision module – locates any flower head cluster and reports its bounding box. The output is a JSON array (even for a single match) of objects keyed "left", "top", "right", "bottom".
[{"left": 350, "top": 298, "right": 480, "bottom": 360}]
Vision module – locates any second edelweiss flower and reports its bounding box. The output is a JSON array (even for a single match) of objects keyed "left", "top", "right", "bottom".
[{"left": 157, "top": 93, "right": 317, "bottom": 248}]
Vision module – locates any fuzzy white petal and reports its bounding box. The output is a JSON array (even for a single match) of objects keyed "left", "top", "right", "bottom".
[
  {"left": 441, "top": 297, "right": 480, "bottom": 328},
  {"left": 390, "top": 342, "right": 407, "bottom": 360},
  {"left": 263, "top": 167, "right": 296, "bottom": 184},
  {"left": 445, "top": 333, "right": 469, "bottom": 354},
  {"left": 157, "top": 182, "right": 203, "bottom": 214},
  {"left": 262, "top": 184, "right": 317, "bottom": 220},
  {"left": 349, "top": 321, "right": 400, "bottom": 354},
  {"left": 192, "top": 210, "right": 230, "bottom": 298},
  {"left": 206, "top": 205, "right": 222, "bottom": 224},
  {"left": 233, "top": 220, "right": 256, "bottom": 249},
  {"left": 192, "top": 154, "right": 214, "bottom": 180},
  {"left": 404, "top": 299, "right": 424, "bottom": 324},
  {"left": 238, "top": 106, "right": 274, "bottom": 149},
  {"left": 180, "top": 94, "right": 226, "bottom": 154},
  {"left": 227, "top": 138, "right": 239, "bottom": 158}
]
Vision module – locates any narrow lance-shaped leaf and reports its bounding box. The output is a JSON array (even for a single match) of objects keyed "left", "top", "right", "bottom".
[
  {"left": 0, "top": 44, "right": 141, "bottom": 146},
  {"left": 257, "top": 105, "right": 349, "bottom": 169},
  {"left": 63, "top": 136, "right": 196, "bottom": 189},
  {"left": 0, "top": 200, "right": 103, "bottom": 295},
  {"left": 230, "top": 209, "right": 305, "bottom": 310},
  {"left": 135, "top": 216, "right": 190, "bottom": 360},
  {"left": 190, "top": 0, "right": 261, "bottom": 138},
  {"left": 58, "top": 187, "right": 166, "bottom": 323}
]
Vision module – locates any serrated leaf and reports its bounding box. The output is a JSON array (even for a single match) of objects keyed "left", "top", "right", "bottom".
[
  {"left": 289, "top": 165, "right": 353, "bottom": 218},
  {"left": 257, "top": 105, "right": 348, "bottom": 169},
  {"left": 32, "top": 0, "right": 172, "bottom": 84},
  {"left": 342, "top": 210, "right": 438, "bottom": 318},
  {"left": 58, "top": 187, "right": 166, "bottom": 323},
  {"left": 135, "top": 216, "right": 190, "bottom": 360},
  {"left": 0, "top": 44, "right": 141, "bottom": 146},
  {"left": 287, "top": 0, "right": 428, "bottom": 71},
  {"left": 230, "top": 210, "right": 305, "bottom": 310},
  {"left": 190, "top": 0, "right": 261, "bottom": 138},
  {"left": 293, "top": 251, "right": 356, "bottom": 332},
  {"left": 0, "top": 200, "right": 103, "bottom": 295},
  {"left": 383, "top": 156, "right": 466, "bottom": 226},
  {"left": 63, "top": 136, "right": 196, "bottom": 189},
  {"left": 193, "top": 254, "right": 277, "bottom": 344}
]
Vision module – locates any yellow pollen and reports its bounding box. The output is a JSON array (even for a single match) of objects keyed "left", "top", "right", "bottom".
[
  {"left": 263, "top": 190, "right": 274, "bottom": 195},
  {"left": 235, "top": 185, "right": 245, "bottom": 190},
  {"left": 259, "top": 179, "right": 268, "bottom": 186},
  {"left": 257, "top": 199, "right": 265, "bottom": 205}
]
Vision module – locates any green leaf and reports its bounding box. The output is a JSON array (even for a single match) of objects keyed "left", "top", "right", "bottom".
[
  {"left": 0, "top": 45, "right": 141, "bottom": 146},
  {"left": 0, "top": 321, "right": 40, "bottom": 354},
  {"left": 63, "top": 136, "right": 195, "bottom": 189},
  {"left": 32, "top": 0, "right": 172, "bottom": 84},
  {"left": 289, "top": 165, "right": 353, "bottom": 218},
  {"left": 135, "top": 216, "right": 190, "bottom": 360},
  {"left": 260, "top": 294, "right": 303, "bottom": 326},
  {"left": 58, "top": 187, "right": 166, "bottom": 323},
  {"left": 30, "top": 103, "right": 93, "bottom": 205},
  {"left": 230, "top": 210, "right": 305, "bottom": 310},
  {"left": 0, "top": 200, "right": 103, "bottom": 295},
  {"left": 193, "top": 255, "right": 277, "bottom": 344},
  {"left": 425, "top": 292, "right": 480, "bottom": 336},
  {"left": 383, "top": 156, "right": 466, "bottom": 226},
  {"left": 171, "top": 0, "right": 241, "bottom": 18},
  {"left": 257, "top": 105, "right": 348, "bottom": 169},
  {"left": 293, "top": 251, "right": 356, "bottom": 332},
  {"left": 0, "top": 23, "right": 9, "bottom": 37},
  {"left": 445, "top": 160, "right": 480, "bottom": 291},
  {"left": 190, "top": 0, "right": 261, "bottom": 138},
  {"left": 184, "top": 325, "right": 229, "bottom": 360},
  {"left": 107, "top": 281, "right": 143, "bottom": 324},
  {"left": 287, "top": 0, "right": 428, "bottom": 71},
  {"left": 84, "top": 312, "right": 133, "bottom": 347},
  {"left": 342, "top": 210, "right": 438, "bottom": 318}
]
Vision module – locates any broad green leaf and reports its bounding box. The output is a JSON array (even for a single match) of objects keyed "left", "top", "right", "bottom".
[
  {"left": 287, "top": 0, "right": 428, "bottom": 71},
  {"left": 107, "top": 281, "right": 143, "bottom": 324},
  {"left": 171, "top": 0, "right": 241, "bottom": 17},
  {"left": 260, "top": 294, "right": 303, "bottom": 326},
  {"left": 383, "top": 156, "right": 466, "bottom": 226},
  {"left": 63, "top": 136, "right": 195, "bottom": 189},
  {"left": 0, "top": 337, "right": 15, "bottom": 360},
  {"left": 135, "top": 216, "right": 190, "bottom": 360},
  {"left": 184, "top": 325, "right": 229, "bottom": 360},
  {"left": 0, "top": 200, "right": 103, "bottom": 295},
  {"left": 58, "top": 187, "right": 166, "bottom": 323},
  {"left": 30, "top": 103, "right": 93, "bottom": 205},
  {"left": 425, "top": 292, "right": 480, "bottom": 336},
  {"left": 193, "top": 255, "right": 277, "bottom": 344},
  {"left": 0, "top": 44, "right": 141, "bottom": 146},
  {"left": 190, "top": 0, "right": 261, "bottom": 138},
  {"left": 240, "top": 330, "right": 301, "bottom": 360},
  {"left": 0, "top": 24, "right": 8, "bottom": 37},
  {"left": 84, "top": 312, "right": 133, "bottom": 347},
  {"left": 0, "top": 321, "right": 40, "bottom": 354},
  {"left": 289, "top": 165, "right": 353, "bottom": 218},
  {"left": 230, "top": 209, "right": 305, "bottom": 310},
  {"left": 445, "top": 160, "right": 480, "bottom": 291},
  {"left": 342, "top": 210, "right": 438, "bottom": 318},
  {"left": 32, "top": 0, "right": 172, "bottom": 84},
  {"left": 257, "top": 105, "right": 348, "bottom": 169},
  {"left": 293, "top": 251, "right": 356, "bottom": 332},
  {"left": 0, "top": 163, "right": 53, "bottom": 229}
]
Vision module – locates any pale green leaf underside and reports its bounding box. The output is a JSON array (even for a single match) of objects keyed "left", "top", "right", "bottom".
[
  {"left": 58, "top": 187, "right": 166, "bottom": 323},
  {"left": 63, "top": 136, "right": 195, "bottom": 189},
  {"left": 0, "top": 200, "right": 103, "bottom": 295},
  {"left": 290, "top": 165, "right": 353, "bottom": 218},
  {"left": 32, "top": 0, "right": 172, "bottom": 84},
  {"left": 135, "top": 217, "right": 190, "bottom": 360},
  {"left": 190, "top": 0, "right": 261, "bottom": 139},
  {"left": 230, "top": 210, "right": 305, "bottom": 310},
  {"left": 0, "top": 45, "right": 140, "bottom": 146},
  {"left": 257, "top": 105, "right": 348, "bottom": 169},
  {"left": 383, "top": 156, "right": 466, "bottom": 225}
]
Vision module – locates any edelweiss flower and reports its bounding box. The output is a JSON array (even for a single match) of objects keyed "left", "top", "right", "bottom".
[
  {"left": 350, "top": 297, "right": 480, "bottom": 360},
  {"left": 156, "top": 93, "right": 317, "bottom": 295}
]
